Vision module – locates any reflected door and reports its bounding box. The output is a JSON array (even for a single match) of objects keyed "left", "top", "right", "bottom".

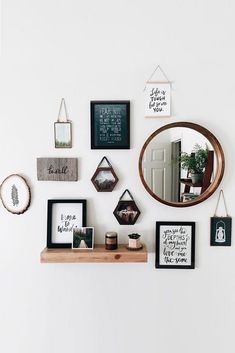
[{"left": 142, "top": 142, "right": 172, "bottom": 200}]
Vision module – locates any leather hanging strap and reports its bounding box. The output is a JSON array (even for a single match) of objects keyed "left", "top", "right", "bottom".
[
  {"left": 214, "top": 190, "right": 229, "bottom": 217},
  {"left": 119, "top": 189, "right": 134, "bottom": 201},
  {"left": 97, "top": 157, "right": 112, "bottom": 168}
]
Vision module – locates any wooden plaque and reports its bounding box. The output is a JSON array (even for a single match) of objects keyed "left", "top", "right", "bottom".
[{"left": 37, "top": 158, "right": 78, "bottom": 181}]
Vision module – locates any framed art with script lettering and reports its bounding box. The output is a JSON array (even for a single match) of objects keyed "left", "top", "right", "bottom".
[
  {"left": 47, "top": 199, "right": 87, "bottom": 248},
  {"left": 91, "top": 101, "right": 130, "bottom": 149},
  {"left": 155, "top": 221, "right": 195, "bottom": 269},
  {"left": 144, "top": 82, "right": 171, "bottom": 117}
]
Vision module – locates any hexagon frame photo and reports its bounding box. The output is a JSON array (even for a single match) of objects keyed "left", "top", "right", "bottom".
[
  {"left": 91, "top": 157, "right": 119, "bottom": 192},
  {"left": 113, "top": 189, "right": 141, "bottom": 225}
]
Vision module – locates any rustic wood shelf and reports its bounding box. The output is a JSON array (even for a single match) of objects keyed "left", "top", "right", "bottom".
[{"left": 40, "top": 244, "right": 148, "bottom": 263}]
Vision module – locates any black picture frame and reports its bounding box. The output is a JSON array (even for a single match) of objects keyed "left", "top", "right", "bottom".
[
  {"left": 90, "top": 101, "right": 130, "bottom": 149},
  {"left": 155, "top": 221, "right": 195, "bottom": 269},
  {"left": 210, "top": 217, "right": 232, "bottom": 246},
  {"left": 47, "top": 199, "right": 87, "bottom": 248}
]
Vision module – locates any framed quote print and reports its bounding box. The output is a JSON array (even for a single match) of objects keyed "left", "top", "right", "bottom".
[
  {"left": 47, "top": 199, "right": 87, "bottom": 248},
  {"left": 144, "top": 82, "right": 171, "bottom": 117},
  {"left": 91, "top": 101, "right": 130, "bottom": 149},
  {"left": 155, "top": 221, "right": 195, "bottom": 269}
]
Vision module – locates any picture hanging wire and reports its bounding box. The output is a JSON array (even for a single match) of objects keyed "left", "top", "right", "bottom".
[
  {"left": 57, "top": 98, "right": 69, "bottom": 122},
  {"left": 119, "top": 189, "right": 134, "bottom": 201},
  {"left": 214, "top": 190, "right": 229, "bottom": 217},
  {"left": 143, "top": 65, "right": 171, "bottom": 91}
]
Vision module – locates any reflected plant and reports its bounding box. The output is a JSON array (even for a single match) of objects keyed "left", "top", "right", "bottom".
[{"left": 180, "top": 144, "right": 209, "bottom": 174}]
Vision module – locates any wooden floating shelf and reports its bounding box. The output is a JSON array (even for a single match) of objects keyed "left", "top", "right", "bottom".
[{"left": 40, "top": 244, "right": 148, "bottom": 263}]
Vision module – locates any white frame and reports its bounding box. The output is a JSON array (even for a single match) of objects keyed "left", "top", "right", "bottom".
[{"left": 72, "top": 227, "right": 94, "bottom": 250}]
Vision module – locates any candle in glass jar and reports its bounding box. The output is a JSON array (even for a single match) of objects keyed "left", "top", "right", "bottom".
[{"left": 105, "top": 232, "right": 118, "bottom": 250}]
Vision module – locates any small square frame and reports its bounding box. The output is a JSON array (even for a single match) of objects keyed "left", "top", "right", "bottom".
[{"left": 72, "top": 227, "right": 94, "bottom": 250}]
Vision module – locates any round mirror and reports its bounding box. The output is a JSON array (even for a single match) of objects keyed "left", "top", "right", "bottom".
[{"left": 139, "top": 122, "right": 225, "bottom": 207}]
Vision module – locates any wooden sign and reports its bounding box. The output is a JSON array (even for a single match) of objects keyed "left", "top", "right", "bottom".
[
  {"left": 155, "top": 222, "right": 195, "bottom": 269},
  {"left": 37, "top": 158, "right": 78, "bottom": 181},
  {"left": 91, "top": 101, "right": 130, "bottom": 149}
]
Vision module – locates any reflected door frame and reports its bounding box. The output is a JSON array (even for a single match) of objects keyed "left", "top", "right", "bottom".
[{"left": 171, "top": 139, "right": 181, "bottom": 202}]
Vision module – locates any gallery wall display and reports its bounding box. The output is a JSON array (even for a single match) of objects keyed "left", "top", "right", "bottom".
[
  {"left": 37, "top": 158, "right": 78, "bottom": 181},
  {"left": 113, "top": 189, "right": 140, "bottom": 225},
  {"left": 91, "top": 157, "right": 119, "bottom": 192},
  {"left": 90, "top": 101, "right": 130, "bottom": 149},
  {"left": 155, "top": 222, "right": 195, "bottom": 269},
  {"left": 139, "top": 122, "right": 225, "bottom": 207},
  {"left": 47, "top": 199, "right": 87, "bottom": 248},
  {"left": 210, "top": 190, "right": 232, "bottom": 246},
  {"left": 54, "top": 98, "right": 72, "bottom": 148},
  {"left": 0, "top": 174, "right": 31, "bottom": 214},
  {"left": 144, "top": 65, "right": 171, "bottom": 117},
  {"left": 72, "top": 227, "right": 94, "bottom": 250}
]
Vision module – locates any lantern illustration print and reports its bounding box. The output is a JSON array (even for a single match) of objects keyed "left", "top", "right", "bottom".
[
  {"left": 215, "top": 220, "right": 226, "bottom": 243},
  {"left": 210, "top": 217, "right": 232, "bottom": 247}
]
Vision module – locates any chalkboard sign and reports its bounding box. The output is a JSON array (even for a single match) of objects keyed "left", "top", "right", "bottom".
[
  {"left": 156, "top": 222, "right": 195, "bottom": 269},
  {"left": 91, "top": 101, "right": 130, "bottom": 149},
  {"left": 210, "top": 217, "right": 232, "bottom": 246}
]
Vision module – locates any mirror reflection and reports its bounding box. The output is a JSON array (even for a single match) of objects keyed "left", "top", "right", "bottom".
[{"left": 142, "top": 127, "right": 217, "bottom": 203}]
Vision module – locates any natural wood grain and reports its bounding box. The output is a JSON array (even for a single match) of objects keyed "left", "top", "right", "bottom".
[
  {"left": 40, "top": 244, "right": 147, "bottom": 263},
  {"left": 37, "top": 158, "right": 78, "bottom": 181}
]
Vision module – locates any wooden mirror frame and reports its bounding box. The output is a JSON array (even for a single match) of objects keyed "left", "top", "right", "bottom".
[{"left": 139, "top": 122, "right": 225, "bottom": 207}]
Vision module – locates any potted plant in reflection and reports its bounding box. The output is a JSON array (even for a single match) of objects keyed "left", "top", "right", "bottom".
[{"left": 180, "top": 144, "right": 209, "bottom": 184}]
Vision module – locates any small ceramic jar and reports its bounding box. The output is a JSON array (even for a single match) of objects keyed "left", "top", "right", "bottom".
[
  {"left": 128, "top": 233, "right": 142, "bottom": 249},
  {"left": 105, "top": 232, "right": 118, "bottom": 250}
]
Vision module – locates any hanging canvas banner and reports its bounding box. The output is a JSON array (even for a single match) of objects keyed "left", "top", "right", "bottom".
[
  {"left": 91, "top": 157, "right": 118, "bottom": 192},
  {"left": 144, "top": 65, "right": 171, "bottom": 117},
  {"left": 54, "top": 98, "right": 72, "bottom": 148},
  {"left": 113, "top": 189, "right": 140, "bottom": 225},
  {"left": 210, "top": 190, "right": 232, "bottom": 246}
]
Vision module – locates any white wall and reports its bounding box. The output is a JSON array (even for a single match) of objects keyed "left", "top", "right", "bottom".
[{"left": 0, "top": 1, "right": 235, "bottom": 352}]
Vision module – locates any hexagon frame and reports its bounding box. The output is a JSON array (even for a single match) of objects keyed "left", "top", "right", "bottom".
[
  {"left": 113, "top": 190, "right": 140, "bottom": 225},
  {"left": 91, "top": 157, "right": 119, "bottom": 192}
]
